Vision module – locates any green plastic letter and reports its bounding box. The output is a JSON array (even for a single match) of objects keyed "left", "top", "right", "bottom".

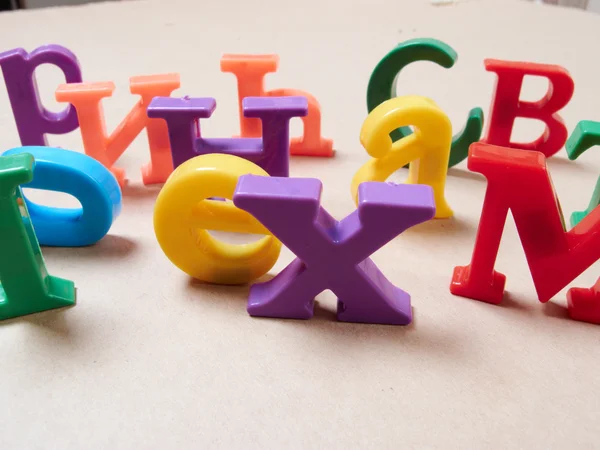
[
  {"left": 366, "top": 38, "right": 484, "bottom": 167},
  {"left": 566, "top": 120, "right": 600, "bottom": 227},
  {"left": 0, "top": 153, "right": 75, "bottom": 320}
]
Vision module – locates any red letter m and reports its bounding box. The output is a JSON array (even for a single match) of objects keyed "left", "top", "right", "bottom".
[{"left": 451, "top": 142, "right": 600, "bottom": 306}]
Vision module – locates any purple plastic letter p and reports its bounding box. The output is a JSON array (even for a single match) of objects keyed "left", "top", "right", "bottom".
[{"left": 0, "top": 45, "right": 82, "bottom": 146}]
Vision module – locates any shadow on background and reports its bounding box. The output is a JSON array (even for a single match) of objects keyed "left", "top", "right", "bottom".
[
  {"left": 185, "top": 275, "right": 466, "bottom": 358},
  {"left": 42, "top": 234, "right": 138, "bottom": 260}
]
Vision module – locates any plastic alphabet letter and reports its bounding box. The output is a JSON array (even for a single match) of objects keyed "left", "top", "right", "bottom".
[
  {"left": 567, "top": 278, "right": 600, "bottom": 325},
  {"left": 55, "top": 73, "right": 180, "bottom": 187},
  {"left": 570, "top": 177, "right": 600, "bottom": 228},
  {"left": 366, "top": 38, "right": 484, "bottom": 167},
  {"left": 220, "top": 54, "right": 333, "bottom": 157},
  {"left": 451, "top": 143, "right": 600, "bottom": 316},
  {"left": 565, "top": 120, "right": 600, "bottom": 227},
  {"left": 0, "top": 153, "right": 75, "bottom": 321},
  {"left": 352, "top": 95, "right": 453, "bottom": 218},
  {"left": 148, "top": 96, "right": 307, "bottom": 177},
  {"left": 483, "top": 59, "right": 574, "bottom": 157},
  {"left": 153, "top": 153, "right": 281, "bottom": 285},
  {"left": 3, "top": 146, "right": 122, "bottom": 247},
  {"left": 0, "top": 45, "right": 82, "bottom": 146},
  {"left": 233, "top": 176, "right": 436, "bottom": 325}
]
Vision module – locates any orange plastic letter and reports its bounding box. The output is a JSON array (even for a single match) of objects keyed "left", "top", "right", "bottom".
[
  {"left": 221, "top": 54, "right": 333, "bottom": 157},
  {"left": 55, "top": 73, "right": 180, "bottom": 187}
]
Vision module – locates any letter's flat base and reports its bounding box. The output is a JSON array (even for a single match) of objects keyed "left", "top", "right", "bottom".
[
  {"left": 336, "top": 286, "right": 412, "bottom": 325},
  {"left": 247, "top": 259, "right": 314, "bottom": 320},
  {"left": 568, "top": 284, "right": 600, "bottom": 325},
  {"left": 0, "top": 276, "right": 75, "bottom": 321},
  {"left": 290, "top": 137, "right": 334, "bottom": 157},
  {"left": 450, "top": 265, "right": 506, "bottom": 305}
]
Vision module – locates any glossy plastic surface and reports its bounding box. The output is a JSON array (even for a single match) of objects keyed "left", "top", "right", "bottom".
[
  {"left": 0, "top": 45, "right": 82, "bottom": 146},
  {"left": 366, "top": 38, "right": 484, "bottom": 168},
  {"left": 451, "top": 142, "right": 600, "bottom": 309},
  {"left": 0, "top": 153, "right": 75, "bottom": 321},
  {"left": 352, "top": 95, "right": 453, "bottom": 218},
  {"left": 154, "top": 153, "right": 281, "bottom": 285},
  {"left": 220, "top": 54, "right": 333, "bottom": 157},
  {"left": 567, "top": 278, "right": 600, "bottom": 324},
  {"left": 3, "top": 146, "right": 122, "bottom": 247},
  {"left": 55, "top": 73, "right": 180, "bottom": 186},
  {"left": 565, "top": 120, "right": 600, "bottom": 227},
  {"left": 234, "top": 177, "right": 435, "bottom": 325},
  {"left": 148, "top": 96, "right": 307, "bottom": 177},
  {"left": 482, "top": 59, "right": 574, "bottom": 157}
]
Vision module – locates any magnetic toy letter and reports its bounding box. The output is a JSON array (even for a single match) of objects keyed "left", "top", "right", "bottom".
[
  {"left": 482, "top": 59, "right": 574, "bottom": 157},
  {"left": 0, "top": 45, "right": 82, "bottom": 146},
  {"left": 451, "top": 142, "right": 600, "bottom": 325},
  {"left": 234, "top": 176, "right": 435, "bottom": 325},
  {"left": 56, "top": 74, "right": 180, "bottom": 186},
  {"left": 153, "top": 153, "right": 281, "bottom": 285},
  {"left": 148, "top": 96, "right": 307, "bottom": 177},
  {"left": 221, "top": 54, "right": 333, "bottom": 157},
  {"left": 352, "top": 95, "right": 453, "bottom": 218},
  {"left": 366, "top": 38, "right": 483, "bottom": 167},
  {"left": 3, "top": 146, "right": 122, "bottom": 247},
  {"left": 564, "top": 120, "right": 600, "bottom": 227},
  {"left": 0, "top": 153, "right": 75, "bottom": 320}
]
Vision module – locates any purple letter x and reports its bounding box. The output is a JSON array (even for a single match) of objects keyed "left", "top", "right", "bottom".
[
  {"left": 233, "top": 176, "right": 436, "bottom": 325},
  {"left": 147, "top": 96, "right": 308, "bottom": 177}
]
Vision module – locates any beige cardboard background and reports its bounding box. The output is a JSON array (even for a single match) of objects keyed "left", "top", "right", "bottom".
[{"left": 0, "top": 0, "right": 599, "bottom": 448}]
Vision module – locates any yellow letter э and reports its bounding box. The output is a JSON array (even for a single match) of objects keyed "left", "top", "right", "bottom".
[{"left": 154, "top": 153, "right": 281, "bottom": 285}]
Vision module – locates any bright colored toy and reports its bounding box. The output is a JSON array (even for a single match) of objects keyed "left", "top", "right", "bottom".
[
  {"left": 2, "top": 146, "right": 121, "bottom": 247},
  {"left": 148, "top": 96, "right": 307, "bottom": 177},
  {"left": 450, "top": 143, "right": 600, "bottom": 323},
  {"left": 0, "top": 153, "right": 75, "bottom": 320},
  {"left": 482, "top": 59, "right": 574, "bottom": 157},
  {"left": 565, "top": 120, "right": 600, "bottom": 227},
  {"left": 55, "top": 74, "right": 180, "bottom": 187},
  {"left": 220, "top": 54, "right": 333, "bottom": 157},
  {"left": 366, "top": 38, "right": 484, "bottom": 168},
  {"left": 571, "top": 178, "right": 600, "bottom": 228},
  {"left": 567, "top": 278, "right": 600, "bottom": 324},
  {"left": 0, "top": 45, "right": 82, "bottom": 146},
  {"left": 154, "top": 153, "right": 281, "bottom": 285},
  {"left": 233, "top": 176, "right": 435, "bottom": 324},
  {"left": 352, "top": 95, "right": 453, "bottom": 218}
]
